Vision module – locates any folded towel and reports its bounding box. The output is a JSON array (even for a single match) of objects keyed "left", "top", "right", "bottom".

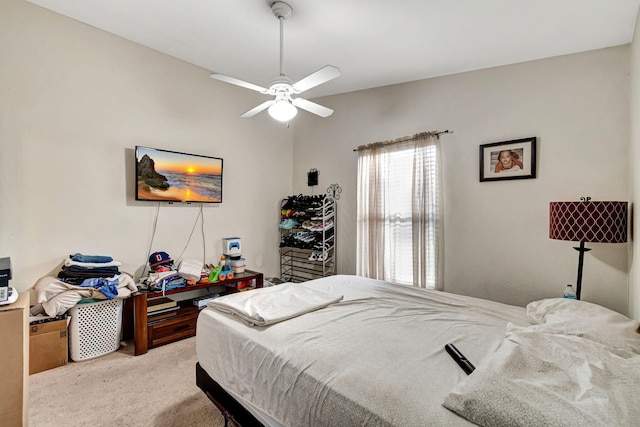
[
  {"left": 70, "top": 253, "right": 114, "bottom": 263},
  {"left": 64, "top": 258, "right": 122, "bottom": 268},
  {"left": 207, "top": 282, "right": 343, "bottom": 326}
]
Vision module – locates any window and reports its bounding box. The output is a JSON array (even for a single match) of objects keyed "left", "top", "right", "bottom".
[{"left": 356, "top": 133, "right": 443, "bottom": 289}]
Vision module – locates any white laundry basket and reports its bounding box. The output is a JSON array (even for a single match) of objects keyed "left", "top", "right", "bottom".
[{"left": 68, "top": 298, "right": 123, "bottom": 361}]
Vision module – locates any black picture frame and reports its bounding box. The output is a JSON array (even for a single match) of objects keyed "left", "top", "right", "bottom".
[{"left": 479, "top": 137, "right": 537, "bottom": 182}]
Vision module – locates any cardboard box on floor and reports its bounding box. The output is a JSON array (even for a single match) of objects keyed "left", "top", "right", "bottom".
[{"left": 30, "top": 318, "right": 68, "bottom": 374}]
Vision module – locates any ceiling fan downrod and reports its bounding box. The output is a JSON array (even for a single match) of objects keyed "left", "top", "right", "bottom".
[{"left": 271, "top": 2, "right": 292, "bottom": 77}]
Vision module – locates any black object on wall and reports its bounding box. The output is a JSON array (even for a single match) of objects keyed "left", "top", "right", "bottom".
[{"left": 307, "top": 169, "right": 319, "bottom": 186}]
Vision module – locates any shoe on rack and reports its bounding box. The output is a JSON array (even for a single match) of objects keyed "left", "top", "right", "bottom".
[
  {"left": 311, "top": 251, "right": 324, "bottom": 262},
  {"left": 280, "top": 234, "right": 297, "bottom": 247},
  {"left": 281, "top": 209, "right": 297, "bottom": 218},
  {"left": 307, "top": 250, "right": 328, "bottom": 262},
  {"left": 282, "top": 196, "right": 295, "bottom": 210},
  {"left": 322, "top": 219, "right": 334, "bottom": 231},
  {"left": 302, "top": 234, "right": 316, "bottom": 243},
  {"left": 293, "top": 232, "right": 315, "bottom": 242},
  {"left": 310, "top": 218, "right": 333, "bottom": 231},
  {"left": 291, "top": 194, "right": 306, "bottom": 209},
  {"left": 311, "top": 210, "right": 333, "bottom": 220},
  {"left": 279, "top": 219, "right": 298, "bottom": 229},
  {"left": 313, "top": 242, "right": 331, "bottom": 252}
]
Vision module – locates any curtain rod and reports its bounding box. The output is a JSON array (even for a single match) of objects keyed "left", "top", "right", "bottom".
[{"left": 353, "top": 130, "right": 453, "bottom": 152}]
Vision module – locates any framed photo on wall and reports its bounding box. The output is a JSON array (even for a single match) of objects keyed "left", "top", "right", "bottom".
[{"left": 479, "top": 137, "right": 537, "bottom": 182}]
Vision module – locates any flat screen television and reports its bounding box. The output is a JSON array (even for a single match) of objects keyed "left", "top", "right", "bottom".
[{"left": 135, "top": 146, "right": 223, "bottom": 203}]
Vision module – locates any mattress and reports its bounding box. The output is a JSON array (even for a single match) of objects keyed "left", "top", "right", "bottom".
[{"left": 196, "top": 275, "right": 530, "bottom": 426}]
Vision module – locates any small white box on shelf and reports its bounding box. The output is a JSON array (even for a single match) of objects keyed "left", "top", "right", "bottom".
[
  {"left": 222, "top": 237, "right": 241, "bottom": 256},
  {"left": 192, "top": 294, "right": 220, "bottom": 308}
]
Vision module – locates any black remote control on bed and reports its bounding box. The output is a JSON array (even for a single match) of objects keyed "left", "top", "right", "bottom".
[{"left": 445, "top": 343, "right": 475, "bottom": 375}]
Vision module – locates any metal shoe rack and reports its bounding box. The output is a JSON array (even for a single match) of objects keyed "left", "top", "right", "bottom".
[{"left": 279, "top": 194, "right": 337, "bottom": 282}]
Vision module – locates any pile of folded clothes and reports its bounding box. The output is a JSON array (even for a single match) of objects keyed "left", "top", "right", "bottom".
[
  {"left": 57, "top": 253, "right": 124, "bottom": 299},
  {"left": 142, "top": 251, "right": 187, "bottom": 292}
]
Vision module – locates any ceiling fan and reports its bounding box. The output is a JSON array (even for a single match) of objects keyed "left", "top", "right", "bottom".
[{"left": 210, "top": 1, "right": 340, "bottom": 122}]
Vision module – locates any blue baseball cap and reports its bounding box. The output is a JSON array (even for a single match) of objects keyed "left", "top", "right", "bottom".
[{"left": 149, "top": 251, "right": 172, "bottom": 267}]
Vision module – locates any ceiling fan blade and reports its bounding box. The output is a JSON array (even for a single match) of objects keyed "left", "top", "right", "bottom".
[
  {"left": 292, "top": 65, "right": 341, "bottom": 93},
  {"left": 292, "top": 98, "right": 334, "bottom": 118},
  {"left": 210, "top": 73, "right": 268, "bottom": 93},
  {"left": 241, "top": 100, "right": 275, "bottom": 118}
]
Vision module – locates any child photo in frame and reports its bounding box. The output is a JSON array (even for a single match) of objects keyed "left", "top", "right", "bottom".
[{"left": 479, "top": 137, "right": 536, "bottom": 182}]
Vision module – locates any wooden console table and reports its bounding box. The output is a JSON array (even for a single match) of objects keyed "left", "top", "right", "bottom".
[{"left": 129, "top": 270, "right": 263, "bottom": 356}]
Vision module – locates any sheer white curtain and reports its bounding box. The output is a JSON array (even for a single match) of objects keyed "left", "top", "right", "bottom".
[{"left": 356, "top": 132, "right": 444, "bottom": 290}]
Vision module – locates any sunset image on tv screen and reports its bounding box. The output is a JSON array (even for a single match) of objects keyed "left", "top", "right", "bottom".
[{"left": 136, "top": 146, "right": 223, "bottom": 203}]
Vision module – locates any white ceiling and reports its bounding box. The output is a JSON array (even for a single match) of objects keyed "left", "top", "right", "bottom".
[{"left": 27, "top": 0, "right": 640, "bottom": 99}]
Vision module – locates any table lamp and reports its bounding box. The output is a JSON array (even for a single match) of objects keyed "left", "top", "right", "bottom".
[{"left": 549, "top": 197, "right": 627, "bottom": 300}]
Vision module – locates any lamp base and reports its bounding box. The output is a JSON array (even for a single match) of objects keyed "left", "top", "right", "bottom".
[{"left": 572, "top": 242, "right": 591, "bottom": 300}]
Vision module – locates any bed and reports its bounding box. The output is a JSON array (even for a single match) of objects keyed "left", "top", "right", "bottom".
[{"left": 195, "top": 275, "right": 640, "bottom": 427}]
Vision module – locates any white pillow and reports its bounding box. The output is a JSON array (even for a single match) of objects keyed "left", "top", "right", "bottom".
[{"left": 526, "top": 298, "right": 640, "bottom": 354}]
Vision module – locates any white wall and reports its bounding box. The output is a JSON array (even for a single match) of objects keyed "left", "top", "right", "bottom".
[
  {"left": 630, "top": 10, "right": 640, "bottom": 322},
  {"left": 293, "top": 47, "right": 631, "bottom": 315},
  {"left": 0, "top": 0, "right": 293, "bottom": 292}
]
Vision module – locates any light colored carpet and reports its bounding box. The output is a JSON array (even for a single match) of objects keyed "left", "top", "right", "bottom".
[{"left": 29, "top": 337, "right": 225, "bottom": 427}]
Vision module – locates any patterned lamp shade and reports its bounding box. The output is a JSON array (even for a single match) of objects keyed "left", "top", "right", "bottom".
[{"left": 549, "top": 201, "right": 627, "bottom": 243}]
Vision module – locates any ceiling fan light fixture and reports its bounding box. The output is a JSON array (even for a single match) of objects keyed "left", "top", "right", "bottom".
[{"left": 268, "top": 98, "right": 297, "bottom": 122}]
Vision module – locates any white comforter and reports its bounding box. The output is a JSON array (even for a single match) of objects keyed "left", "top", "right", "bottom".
[{"left": 197, "top": 275, "right": 530, "bottom": 426}]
